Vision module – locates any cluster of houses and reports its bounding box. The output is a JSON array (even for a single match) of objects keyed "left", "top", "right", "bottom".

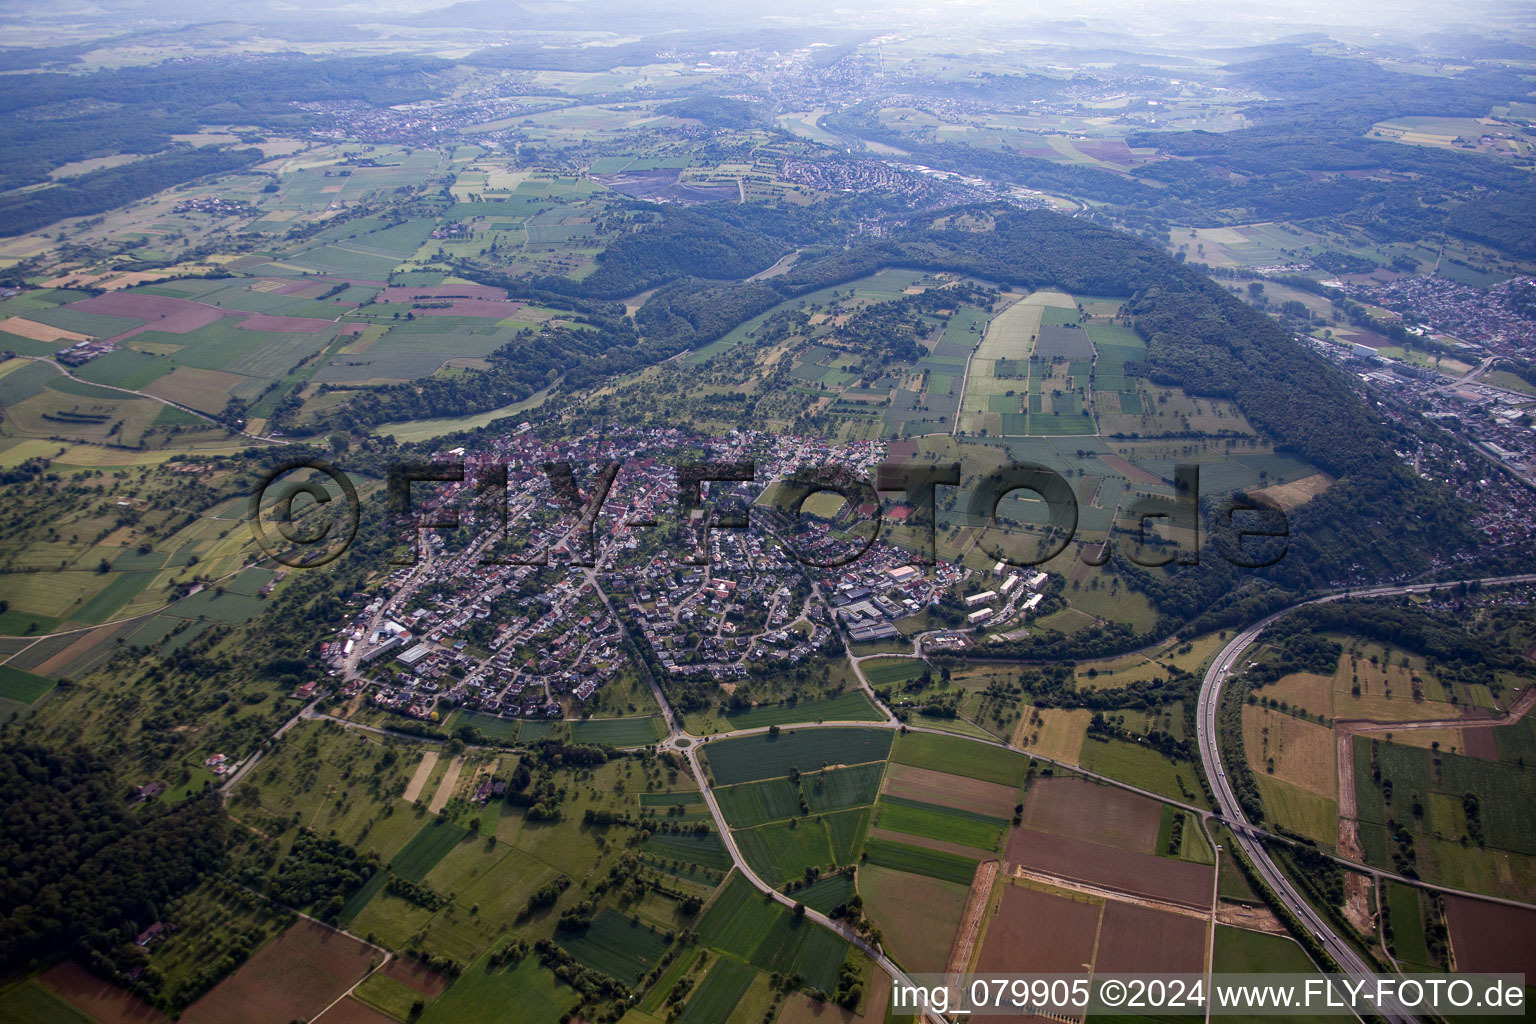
[{"left": 324, "top": 425, "right": 1072, "bottom": 728}]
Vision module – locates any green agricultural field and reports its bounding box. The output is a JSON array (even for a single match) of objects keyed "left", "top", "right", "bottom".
[
  {"left": 1210, "top": 926, "right": 1321, "bottom": 975},
  {"left": 336, "top": 869, "right": 387, "bottom": 926},
  {"left": 391, "top": 820, "right": 471, "bottom": 881},
  {"left": 793, "top": 871, "right": 857, "bottom": 914},
  {"left": 693, "top": 871, "right": 852, "bottom": 992},
  {"left": 0, "top": 664, "right": 54, "bottom": 704},
  {"left": 861, "top": 837, "right": 978, "bottom": 885},
  {"left": 555, "top": 908, "right": 672, "bottom": 984},
  {"left": 702, "top": 728, "right": 893, "bottom": 785},
  {"left": 451, "top": 710, "right": 523, "bottom": 743},
  {"left": 889, "top": 731, "right": 1026, "bottom": 788},
  {"left": 803, "top": 762, "right": 885, "bottom": 814},
  {"left": 1354, "top": 737, "right": 1536, "bottom": 856},
  {"left": 824, "top": 807, "right": 872, "bottom": 863},
  {"left": 643, "top": 829, "right": 734, "bottom": 873},
  {"left": 735, "top": 818, "right": 837, "bottom": 887},
  {"left": 715, "top": 776, "right": 804, "bottom": 828},
  {"left": 1385, "top": 882, "right": 1433, "bottom": 968},
  {"left": 678, "top": 958, "right": 757, "bottom": 1024},
  {"left": 860, "top": 658, "right": 929, "bottom": 687},
  {"left": 722, "top": 690, "right": 884, "bottom": 729},
  {"left": 697, "top": 872, "right": 782, "bottom": 957},
  {"left": 353, "top": 971, "right": 422, "bottom": 1020},
  {"left": 872, "top": 796, "right": 1005, "bottom": 852},
  {"left": 420, "top": 953, "right": 577, "bottom": 1024},
  {"left": 1078, "top": 736, "right": 1207, "bottom": 807},
  {"left": 569, "top": 715, "right": 666, "bottom": 745}
]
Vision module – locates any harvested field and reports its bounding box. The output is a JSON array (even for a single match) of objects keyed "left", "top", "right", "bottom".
[
  {"left": 402, "top": 750, "right": 438, "bottom": 802},
  {"left": 39, "top": 962, "right": 166, "bottom": 1024},
  {"left": 1004, "top": 828, "right": 1211, "bottom": 908},
  {"left": 1260, "top": 672, "right": 1334, "bottom": 717},
  {"left": 180, "top": 920, "right": 376, "bottom": 1024},
  {"left": 143, "top": 366, "right": 250, "bottom": 414},
  {"left": 882, "top": 763, "right": 1018, "bottom": 818},
  {"left": 428, "top": 755, "right": 464, "bottom": 814},
  {"left": 0, "top": 316, "right": 88, "bottom": 342},
  {"left": 859, "top": 864, "right": 969, "bottom": 971},
  {"left": 1444, "top": 896, "right": 1536, "bottom": 976},
  {"left": 1253, "top": 472, "right": 1333, "bottom": 510},
  {"left": 1012, "top": 706, "right": 1091, "bottom": 762},
  {"left": 1093, "top": 902, "right": 1207, "bottom": 973},
  {"left": 1020, "top": 777, "right": 1160, "bottom": 853},
  {"left": 975, "top": 884, "right": 1100, "bottom": 975},
  {"left": 1242, "top": 707, "right": 1336, "bottom": 798}
]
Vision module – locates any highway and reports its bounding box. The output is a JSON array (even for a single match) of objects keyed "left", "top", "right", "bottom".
[{"left": 1195, "top": 572, "right": 1536, "bottom": 1024}]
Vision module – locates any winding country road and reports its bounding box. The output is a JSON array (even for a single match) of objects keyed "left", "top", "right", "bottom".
[{"left": 1196, "top": 572, "right": 1536, "bottom": 1024}]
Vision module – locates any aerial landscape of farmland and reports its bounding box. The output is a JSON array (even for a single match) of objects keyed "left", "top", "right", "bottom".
[{"left": 2, "top": 0, "right": 1536, "bottom": 1022}]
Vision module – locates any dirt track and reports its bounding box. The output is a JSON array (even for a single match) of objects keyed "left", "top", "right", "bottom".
[{"left": 945, "top": 859, "right": 998, "bottom": 974}]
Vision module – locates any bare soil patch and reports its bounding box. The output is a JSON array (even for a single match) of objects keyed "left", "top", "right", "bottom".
[
  {"left": 975, "top": 883, "right": 1101, "bottom": 975},
  {"left": 1445, "top": 896, "right": 1536, "bottom": 976},
  {"left": 382, "top": 957, "right": 451, "bottom": 996},
  {"left": 180, "top": 920, "right": 376, "bottom": 1024},
  {"left": 1216, "top": 900, "right": 1287, "bottom": 934},
  {"left": 1004, "top": 827, "right": 1211, "bottom": 908},
  {"left": 40, "top": 961, "right": 167, "bottom": 1024},
  {"left": 236, "top": 313, "right": 335, "bottom": 333},
  {"left": 883, "top": 763, "right": 1019, "bottom": 818},
  {"left": 1020, "top": 777, "right": 1160, "bottom": 853},
  {"left": 1094, "top": 902, "right": 1206, "bottom": 973}
]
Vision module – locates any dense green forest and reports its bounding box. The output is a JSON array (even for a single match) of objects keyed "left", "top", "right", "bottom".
[{"left": 0, "top": 743, "right": 228, "bottom": 981}]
